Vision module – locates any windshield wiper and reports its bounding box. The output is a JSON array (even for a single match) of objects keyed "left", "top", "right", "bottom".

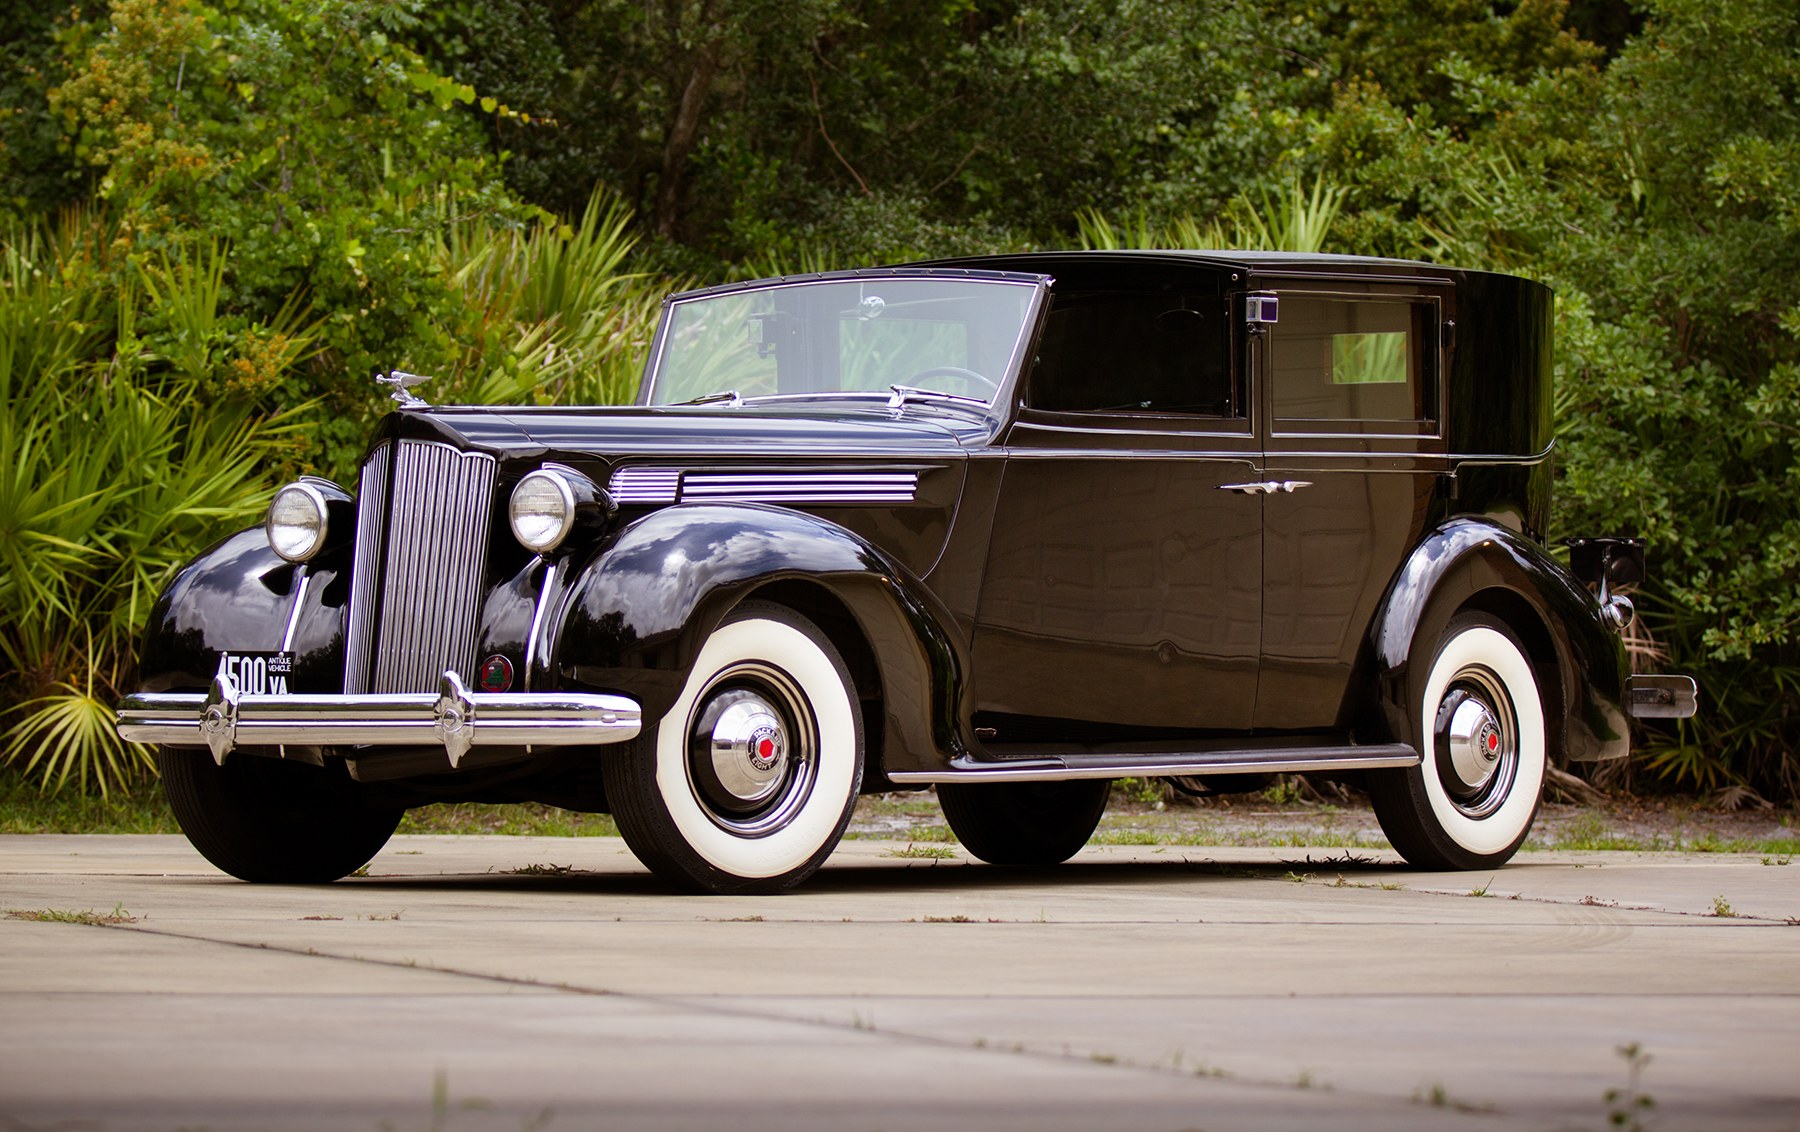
[
  {"left": 677, "top": 389, "right": 743, "bottom": 407},
  {"left": 887, "top": 385, "right": 990, "bottom": 412}
]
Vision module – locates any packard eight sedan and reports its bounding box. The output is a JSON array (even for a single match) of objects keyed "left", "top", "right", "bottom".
[{"left": 117, "top": 251, "right": 1696, "bottom": 893}]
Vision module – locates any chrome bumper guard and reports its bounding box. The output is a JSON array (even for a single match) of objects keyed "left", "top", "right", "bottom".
[
  {"left": 116, "top": 671, "right": 641, "bottom": 767},
  {"left": 1625, "top": 674, "right": 1699, "bottom": 719}
]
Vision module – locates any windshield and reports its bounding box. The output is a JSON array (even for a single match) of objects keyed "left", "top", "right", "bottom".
[{"left": 645, "top": 276, "right": 1040, "bottom": 406}]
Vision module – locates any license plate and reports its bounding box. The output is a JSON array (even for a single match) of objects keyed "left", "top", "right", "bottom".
[{"left": 216, "top": 652, "right": 295, "bottom": 696}]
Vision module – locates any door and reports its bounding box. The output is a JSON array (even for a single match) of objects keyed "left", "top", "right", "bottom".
[
  {"left": 970, "top": 287, "right": 1263, "bottom": 733},
  {"left": 1253, "top": 281, "right": 1451, "bottom": 730}
]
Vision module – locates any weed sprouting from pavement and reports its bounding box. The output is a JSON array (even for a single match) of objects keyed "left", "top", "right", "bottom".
[
  {"left": 1604, "top": 1043, "right": 1656, "bottom": 1131},
  {"left": 421, "top": 1067, "right": 555, "bottom": 1131},
  {"left": 508, "top": 863, "right": 575, "bottom": 876},
  {"left": 5, "top": 902, "right": 136, "bottom": 925},
  {"left": 885, "top": 843, "right": 956, "bottom": 859},
  {"left": 1710, "top": 895, "right": 1737, "bottom": 917},
  {"left": 1413, "top": 1082, "right": 1494, "bottom": 1113}
]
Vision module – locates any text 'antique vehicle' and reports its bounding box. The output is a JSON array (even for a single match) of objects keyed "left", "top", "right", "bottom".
[{"left": 117, "top": 251, "right": 1697, "bottom": 893}]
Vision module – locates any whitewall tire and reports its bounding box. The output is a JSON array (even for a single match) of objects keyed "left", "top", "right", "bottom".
[
  {"left": 604, "top": 601, "right": 863, "bottom": 893},
  {"left": 1371, "top": 612, "right": 1547, "bottom": 870}
]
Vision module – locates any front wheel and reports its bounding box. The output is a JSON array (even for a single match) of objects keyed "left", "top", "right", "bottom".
[
  {"left": 937, "top": 779, "right": 1111, "bottom": 866},
  {"left": 604, "top": 602, "right": 863, "bottom": 894},
  {"left": 1370, "top": 612, "right": 1548, "bottom": 870},
  {"left": 159, "top": 747, "right": 403, "bottom": 883}
]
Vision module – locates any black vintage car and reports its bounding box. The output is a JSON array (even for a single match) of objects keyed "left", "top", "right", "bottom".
[{"left": 117, "top": 251, "right": 1696, "bottom": 893}]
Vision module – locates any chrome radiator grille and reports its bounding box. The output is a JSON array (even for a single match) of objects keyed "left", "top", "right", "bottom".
[{"left": 343, "top": 440, "right": 498, "bottom": 695}]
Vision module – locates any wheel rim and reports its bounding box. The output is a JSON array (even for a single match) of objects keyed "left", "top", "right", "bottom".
[
  {"left": 1433, "top": 666, "right": 1518, "bottom": 820},
  {"left": 684, "top": 662, "right": 818, "bottom": 837}
]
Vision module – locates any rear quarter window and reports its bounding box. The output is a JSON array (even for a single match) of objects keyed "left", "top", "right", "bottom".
[{"left": 1270, "top": 296, "right": 1435, "bottom": 431}]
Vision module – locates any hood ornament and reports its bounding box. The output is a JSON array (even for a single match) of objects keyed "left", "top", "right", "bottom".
[{"left": 376, "top": 370, "right": 432, "bottom": 408}]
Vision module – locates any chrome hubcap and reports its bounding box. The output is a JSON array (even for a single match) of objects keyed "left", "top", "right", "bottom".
[
  {"left": 1434, "top": 670, "right": 1518, "bottom": 819},
  {"left": 704, "top": 696, "right": 789, "bottom": 809},
  {"left": 685, "top": 663, "right": 818, "bottom": 836}
]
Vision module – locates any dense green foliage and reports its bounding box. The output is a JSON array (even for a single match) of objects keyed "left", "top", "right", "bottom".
[{"left": 2, "top": 0, "right": 1795, "bottom": 802}]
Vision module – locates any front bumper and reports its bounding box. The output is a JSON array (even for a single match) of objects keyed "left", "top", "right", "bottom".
[{"left": 116, "top": 671, "right": 641, "bottom": 767}]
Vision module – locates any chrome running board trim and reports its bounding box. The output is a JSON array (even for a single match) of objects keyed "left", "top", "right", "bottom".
[
  {"left": 117, "top": 671, "right": 640, "bottom": 768},
  {"left": 887, "top": 744, "right": 1418, "bottom": 784}
]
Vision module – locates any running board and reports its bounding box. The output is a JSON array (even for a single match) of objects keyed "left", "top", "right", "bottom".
[{"left": 886, "top": 744, "right": 1419, "bottom": 784}]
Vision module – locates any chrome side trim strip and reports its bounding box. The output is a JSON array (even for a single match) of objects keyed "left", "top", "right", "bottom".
[
  {"left": 609, "top": 466, "right": 922, "bottom": 505},
  {"left": 523, "top": 560, "right": 558, "bottom": 692},
  {"left": 279, "top": 570, "right": 312, "bottom": 652},
  {"left": 610, "top": 467, "right": 681, "bottom": 504},
  {"left": 887, "top": 744, "right": 1419, "bottom": 784},
  {"left": 117, "top": 671, "right": 641, "bottom": 768}
]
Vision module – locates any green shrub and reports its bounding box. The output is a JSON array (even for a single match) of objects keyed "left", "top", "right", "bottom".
[{"left": 0, "top": 219, "right": 303, "bottom": 795}]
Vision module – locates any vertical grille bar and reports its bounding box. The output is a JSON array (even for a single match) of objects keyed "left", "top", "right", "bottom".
[
  {"left": 343, "top": 439, "right": 497, "bottom": 696},
  {"left": 342, "top": 443, "right": 391, "bottom": 695}
]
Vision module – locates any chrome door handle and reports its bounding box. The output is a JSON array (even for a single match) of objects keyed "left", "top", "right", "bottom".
[{"left": 1219, "top": 480, "right": 1313, "bottom": 495}]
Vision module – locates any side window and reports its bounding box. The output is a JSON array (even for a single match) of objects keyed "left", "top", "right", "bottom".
[
  {"left": 1028, "top": 291, "right": 1233, "bottom": 416},
  {"left": 1270, "top": 296, "right": 1434, "bottom": 430}
]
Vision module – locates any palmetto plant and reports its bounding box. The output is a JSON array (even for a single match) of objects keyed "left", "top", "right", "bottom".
[
  {"left": 1, "top": 218, "right": 302, "bottom": 796},
  {"left": 1077, "top": 175, "right": 1349, "bottom": 255},
  {"left": 2, "top": 193, "right": 672, "bottom": 796},
  {"left": 435, "top": 187, "right": 669, "bottom": 408}
]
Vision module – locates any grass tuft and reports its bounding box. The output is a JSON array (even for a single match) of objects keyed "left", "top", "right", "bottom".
[
  {"left": 886, "top": 843, "right": 957, "bottom": 860},
  {"left": 7, "top": 901, "right": 136, "bottom": 925}
]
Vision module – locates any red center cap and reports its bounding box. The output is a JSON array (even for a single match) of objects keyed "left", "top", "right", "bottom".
[
  {"left": 758, "top": 738, "right": 775, "bottom": 759},
  {"left": 1487, "top": 732, "right": 1500, "bottom": 753}
]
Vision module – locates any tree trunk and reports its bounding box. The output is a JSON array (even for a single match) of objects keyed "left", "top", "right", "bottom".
[{"left": 655, "top": 39, "right": 722, "bottom": 240}]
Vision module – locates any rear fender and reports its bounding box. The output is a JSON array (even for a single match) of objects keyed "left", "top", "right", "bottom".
[{"left": 1368, "top": 518, "right": 1630, "bottom": 763}]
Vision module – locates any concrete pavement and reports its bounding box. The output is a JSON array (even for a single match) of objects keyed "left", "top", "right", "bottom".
[{"left": 1, "top": 833, "right": 1796, "bottom": 1130}]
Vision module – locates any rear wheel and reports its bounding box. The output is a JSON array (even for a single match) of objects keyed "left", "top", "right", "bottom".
[
  {"left": 1370, "top": 612, "right": 1547, "bottom": 870},
  {"left": 159, "top": 747, "right": 402, "bottom": 883},
  {"left": 937, "top": 779, "right": 1111, "bottom": 866},
  {"left": 604, "top": 602, "right": 863, "bottom": 894}
]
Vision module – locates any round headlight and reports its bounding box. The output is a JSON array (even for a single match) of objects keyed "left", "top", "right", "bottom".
[
  {"left": 510, "top": 469, "right": 577, "bottom": 553},
  {"left": 267, "top": 482, "right": 329, "bottom": 563}
]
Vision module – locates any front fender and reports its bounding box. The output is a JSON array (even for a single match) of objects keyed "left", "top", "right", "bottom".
[
  {"left": 1368, "top": 518, "right": 1630, "bottom": 763},
  {"left": 551, "top": 503, "right": 972, "bottom": 773},
  {"left": 136, "top": 528, "right": 350, "bottom": 695}
]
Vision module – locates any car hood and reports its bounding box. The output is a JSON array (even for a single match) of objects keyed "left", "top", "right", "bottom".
[
  {"left": 378, "top": 403, "right": 983, "bottom": 462},
  {"left": 367, "top": 403, "right": 980, "bottom": 581}
]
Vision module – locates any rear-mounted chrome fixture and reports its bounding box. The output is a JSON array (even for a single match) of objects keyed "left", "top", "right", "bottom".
[
  {"left": 1566, "top": 536, "right": 1645, "bottom": 633},
  {"left": 267, "top": 478, "right": 351, "bottom": 564},
  {"left": 509, "top": 464, "right": 614, "bottom": 554}
]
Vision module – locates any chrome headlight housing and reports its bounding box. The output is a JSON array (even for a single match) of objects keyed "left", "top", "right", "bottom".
[
  {"left": 267, "top": 482, "right": 332, "bottom": 563},
  {"left": 510, "top": 468, "right": 580, "bottom": 553},
  {"left": 509, "top": 465, "right": 614, "bottom": 554}
]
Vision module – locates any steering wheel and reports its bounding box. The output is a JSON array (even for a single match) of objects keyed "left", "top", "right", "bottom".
[{"left": 904, "top": 366, "right": 999, "bottom": 396}]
